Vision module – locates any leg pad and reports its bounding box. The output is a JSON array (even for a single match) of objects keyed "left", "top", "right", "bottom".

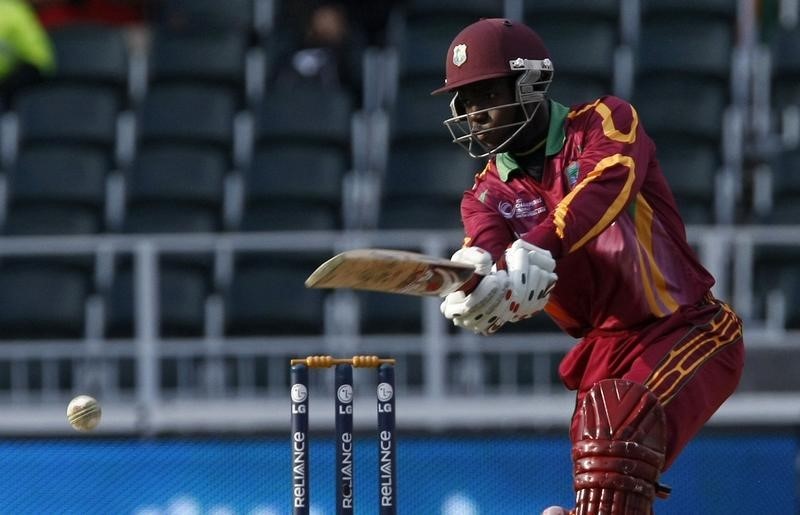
[{"left": 570, "top": 379, "right": 668, "bottom": 515}]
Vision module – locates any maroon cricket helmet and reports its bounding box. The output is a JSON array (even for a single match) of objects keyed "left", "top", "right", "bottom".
[{"left": 432, "top": 18, "right": 551, "bottom": 95}]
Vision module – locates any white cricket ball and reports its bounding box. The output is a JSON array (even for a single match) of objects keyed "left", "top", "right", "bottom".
[{"left": 67, "top": 395, "right": 102, "bottom": 432}]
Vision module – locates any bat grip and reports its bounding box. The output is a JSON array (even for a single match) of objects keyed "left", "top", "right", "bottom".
[
  {"left": 459, "top": 252, "right": 508, "bottom": 295},
  {"left": 459, "top": 274, "right": 483, "bottom": 295}
]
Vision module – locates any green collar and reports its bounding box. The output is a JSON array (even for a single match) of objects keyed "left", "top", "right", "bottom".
[{"left": 496, "top": 100, "right": 569, "bottom": 182}]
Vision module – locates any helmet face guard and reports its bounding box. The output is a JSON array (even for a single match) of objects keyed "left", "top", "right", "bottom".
[{"left": 444, "top": 58, "right": 554, "bottom": 158}]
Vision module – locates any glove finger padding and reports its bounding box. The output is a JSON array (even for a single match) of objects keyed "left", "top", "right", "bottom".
[
  {"left": 439, "top": 241, "right": 558, "bottom": 335},
  {"left": 440, "top": 271, "right": 512, "bottom": 335},
  {"left": 505, "top": 245, "right": 536, "bottom": 319},
  {"left": 508, "top": 239, "right": 556, "bottom": 272},
  {"left": 504, "top": 240, "right": 558, "bottom": 321},
  {"left": 449, "top": 246, "right": 493, "bottom": 277}
]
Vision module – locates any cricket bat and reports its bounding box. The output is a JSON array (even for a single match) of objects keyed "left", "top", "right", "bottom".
[{"left": 304, "top": 248, "right": 481, "bottom": 296}]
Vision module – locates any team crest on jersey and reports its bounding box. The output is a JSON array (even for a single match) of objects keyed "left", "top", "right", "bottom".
[
  {"left": 453, "top": 44, "right": 467, "bottom": 67},
  {"left": 565, "top": 161, "right": 580, "bottom": 189}
]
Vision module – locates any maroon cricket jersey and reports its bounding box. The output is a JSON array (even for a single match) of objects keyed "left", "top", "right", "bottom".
[{"left": 460, "top": 96, "right": 715, "bottom": 337}]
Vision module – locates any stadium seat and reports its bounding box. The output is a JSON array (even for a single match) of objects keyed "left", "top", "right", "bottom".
[
  {"left": 137, "top": 84, "right": 236, "bottom": 157},
  {"left": 225, "top": 254, "right": 326, "bottom": 335},
  {"left": 0, "top": 260, "right": 90, "bottom": 339},
  {"left": 358, "top": 291, "right": 423, "bottom": 334},
  {"left": 784, "top": 272, "right": 800, "bottom": 329},
  {"left": 635, "top": 77, "right": 727, "bottom": 144},
  {"left": 247, "top": 83, "right": 351, "bottom": 230},
  {"left": 523, "top": 0, "right": 618, "bottom": 16},
  {"left": 521, "top": 1, "right": 626, "bottom": 102},
  {"left": 390, "top": 80, "right": 453, "bottom": 146},
  {"left": 752, "top": 244, "right": 800, "bottom": 328},
  {"left": 4, "top": 146, "right": 108, "bottom": 235},
  {"left": 395, "top": 19, "right": 474, "bottom": 86},
  {"left": 633, "top": 10, "right": 734, "bottom": 150},
  {"left": 391, "top": 0, "right": 503, "bottom": 59},
  {"left": 148, "top": 30, "right": 248, "bottom": 102},
  {"left": 760, "top": 147, "right": 800, "bottom": 222},
  {"left": 738, "top": 347, "right": 800, "bottom": 390},
  {"left": 240, "top": 145, "right": 345, "bottom": 231},
  {"left": 532, "top": 21, "right": 616, "bottom": 106},
  {"left": 159, "top": 0, "right": 254, "bottom": 34},
  {"left": 771, "top": 26, "right": 800, "bottom": 113},
  {"left": 641, "top": 0, "right": 737, "bottom": 20},
  {"left": 655, "top": 138, "right": 719, "bottom": 224},
  {"left": 637, "top": 19, "right": 732, "bottom": 81},
  {"left": 378, "top": 144, "right": 476, "bottom": 229},
  {"left": 548, "top": 80, "right": 609, "bottom": 110},
  {"left": 122, "top": 146, "right": 227, "bottom": 233},
  {"left": 14, "top": 84, "right": 119, "bottom": 153},
  {"left": 49, "top": 23, "right": 129, "bottom": 96},
  {"left": 385, "top": 2, "right": 501, "bottom": 113},
  {"left": 253, "top": 83, "right": 353, "bottom": 150},
  {"left": 106, "top": 259, "right": 212, "bottom": 338},
  {"left": 401, "top": 0, "right": 503, "bottom": 19}
]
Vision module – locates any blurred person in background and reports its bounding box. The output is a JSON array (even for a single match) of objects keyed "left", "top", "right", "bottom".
[
  {"left": 268, "top": 1, "right": 361, "bottom": 98},
  {"left": 434, "top": 18, "right": 745, "bottom": 514},
  {"left": 0, "top": 0, "right": 55, "bottom": 109}
]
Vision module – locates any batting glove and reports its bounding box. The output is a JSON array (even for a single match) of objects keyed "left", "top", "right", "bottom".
[
  {"left": 503, "top": 239, "right": 557, "bottom": 321},
  {"left": 440, "top": 247, "right": 513, "bottom": 335}
]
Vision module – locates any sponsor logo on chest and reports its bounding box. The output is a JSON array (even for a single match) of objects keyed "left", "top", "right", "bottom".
[{"left": 497, "top": 197, "right": 547, "bottom": 219}]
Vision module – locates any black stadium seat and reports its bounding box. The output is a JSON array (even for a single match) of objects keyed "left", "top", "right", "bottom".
[
  {"left": 241, "top": 145, "right": 346, "bottom": 231},
  {"left": 358, "top": 291, "right": 423, "bottom": 334},
  {"left": 225, "top": 255, "right": 326, "bottom": 336},
  {"left": 159, "top": 0, "right": 254, "bottom": 33},
  {"left": 0, "top": 261, "right": 90, "bottom": 339},
  {"left": 106, "top": 260, "right": 212, "bottom": 338},
  {"left": 533, "top": 22, "right": 616, "bottom": 106},
  {"left": 49, "top": 23, "right": 129, "bottom": 95},
  {"left": 4, "top": 146, "right": 108, "bottom": 235},
  {"left": 123, "top": 146, "right": 226, "bottom": 233},
  {"left": 771, "top": 26, "right": 800, "bottom": 113},
  {"left": 138, "top": 84, "right": 236, "bottom": 155},
  {"left": 655, "top": 138, "right": 719, "bottom": 225},
  {"left": 254, "top": 83, "right": 353, "bottom": 150},
  {"left": 15, "top": 84, "right": 119, "bottom": 153},
  {"left": 148, "top": 30, "right": 248, "bottom": 100},
  {"left": 390, "top": 80, "right": 453, "bottom": 145},
  {"left": 379, "top": 144, "right": 475, "bottom": 229}
]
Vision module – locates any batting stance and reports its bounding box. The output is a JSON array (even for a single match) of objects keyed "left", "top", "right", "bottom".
[{"left": 433, "top": 18, "right": 745, "bottom": 514}]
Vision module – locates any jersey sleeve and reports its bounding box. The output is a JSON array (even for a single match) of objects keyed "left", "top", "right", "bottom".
[
  {"left": 460, "top": 172, "right": 515, "bottom": 261},
  {"left": 522, "top": 97, "right": 654, "bottom": 259}
]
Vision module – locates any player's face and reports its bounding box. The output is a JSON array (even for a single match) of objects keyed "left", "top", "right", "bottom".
[{"left": 456, "top": 77, "right": 520, "bottom": 150}]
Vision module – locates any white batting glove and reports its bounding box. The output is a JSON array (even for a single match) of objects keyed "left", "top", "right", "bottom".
[
  {"left": 503, "top": 239, "right": 557, "bottom": 321},
  {"left": 440, "top": 270, "right": 513, "bottom": 334},
  {"left": 439, "top": 242, "right": 558, "bottom": 335},
  {"left": 439, "top": 247, "right": 512, "bottom": 335},
  {"left": 448, "top": 246, "right": 494, "bottom": 276}
]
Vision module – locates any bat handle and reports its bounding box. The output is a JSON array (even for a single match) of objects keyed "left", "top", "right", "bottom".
[
  {"left": 457, "top": 253, "right": 506, "bottom": 294},
  {"left": 457, "top": 250, "right": 549, "bottom": 295},
  {"left": 458, "top": 274, "right": 483, "bottom": 295}
]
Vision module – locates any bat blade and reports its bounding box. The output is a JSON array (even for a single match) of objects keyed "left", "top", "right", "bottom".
[{"left": 305, "top": 248, "right": 478, "bottom": 296}]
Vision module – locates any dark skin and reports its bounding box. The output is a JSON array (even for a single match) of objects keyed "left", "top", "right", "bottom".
[{"left": 456, "top": 76, "right": 550, "bottom": 156}]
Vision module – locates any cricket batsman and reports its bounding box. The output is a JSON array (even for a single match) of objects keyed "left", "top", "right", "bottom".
[{"left": 433, "top": 18, "right": 745, "bottom": 514}]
